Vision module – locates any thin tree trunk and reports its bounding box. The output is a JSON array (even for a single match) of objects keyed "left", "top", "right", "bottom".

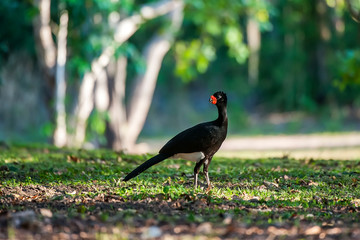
[
  {"left": 94, "top": 56, "right": 110, "bottom": 112},
  {"left": 316, "top": 0, "right": 329, "bottom": 103},
  {"left": 73, "top": 72, "right": 96, "bottom": 146},
  {"left": 106, "top": 57, "right": 128, "bottom": 150},
  {"left": 72, "top": 47, "right": 114, "bottom": 147},
  {"left": 54, "top": 10, "right": 69, "bottom": 147},
  {"left": 33, "top": 0, "right": 57, "bottom": 124},
  {"left": 33, "top": 0, "right": 56, "bottom": 74},
  {"left": 246, "top": 18, "right": 261, "bottom": 86}
]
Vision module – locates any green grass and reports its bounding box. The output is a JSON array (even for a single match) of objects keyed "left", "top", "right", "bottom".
[{"left": 0, "top": 145, "right": 360, "bottom": 238}]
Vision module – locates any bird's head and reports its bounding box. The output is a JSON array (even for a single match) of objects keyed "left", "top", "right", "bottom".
[{"left": 209, "top": 91, "right": 227, "bottom": 105}]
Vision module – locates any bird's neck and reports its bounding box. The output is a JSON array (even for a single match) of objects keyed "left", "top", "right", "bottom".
[{"left": 216, "top": 104, "right": 227, "bottom": 126}]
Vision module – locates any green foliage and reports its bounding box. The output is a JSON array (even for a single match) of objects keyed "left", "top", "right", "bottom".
[
  {"left": 0, "top": 0, "right": 36, "bottom": 63},
  {"left": 346, "top": 0, "right": 360, "bottom": 22},
  {"left": 88, "top": 110, "right": 108, "bottom": 144},
  {"left": 251, "top": 0, "right": 360, "bottom": 111},
  {"left": 224, "top": 26, "right": 249, "bottom": 64},
  {"left": 174, "top": 0, "right": 271, "bottom": 82},
  {"left": 175, "top": 40, "right": 216, "bottom": 81},
  {"left": 335, "top": 49, "right": 360, "bottom": 90}
]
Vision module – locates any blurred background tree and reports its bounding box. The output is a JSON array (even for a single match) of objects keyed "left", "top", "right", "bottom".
[{"left": 0, "top": 0, "right": 359, "bottom": 151}]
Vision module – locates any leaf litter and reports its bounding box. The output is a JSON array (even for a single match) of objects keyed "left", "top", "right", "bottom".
[{"left": 0, "top": 146, "right": 360, "bottom": 239}]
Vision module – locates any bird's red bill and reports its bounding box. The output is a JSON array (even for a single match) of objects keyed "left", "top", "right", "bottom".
[{"left": 210, "top": 95, "right": 217, "bottom": 104}]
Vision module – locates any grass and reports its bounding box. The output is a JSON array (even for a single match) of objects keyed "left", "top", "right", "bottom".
[{"left": 0, "top": 144, "right": 360, "bottom": 239}]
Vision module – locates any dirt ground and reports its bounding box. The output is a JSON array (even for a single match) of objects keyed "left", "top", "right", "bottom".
[
  {"left": 1, "top": 184, "right": 360, "bottom": 239},
  {"left": 1, "top": 137, "right": 360, "bottom": 239}
]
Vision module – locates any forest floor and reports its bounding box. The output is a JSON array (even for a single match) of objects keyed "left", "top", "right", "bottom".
[{"left": 0, "top": 142, "right": 360, "bottom": 239}]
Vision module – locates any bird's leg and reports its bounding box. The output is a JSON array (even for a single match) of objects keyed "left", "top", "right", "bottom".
[
  {"left": 203, "top": 157, "right": 212, "bottom": 191},
  {"left": 194, "top": 161, "right": 202, "bottom": 189},
  {"left": 204, "top": 171, "right": 210, "bottom": 188}
]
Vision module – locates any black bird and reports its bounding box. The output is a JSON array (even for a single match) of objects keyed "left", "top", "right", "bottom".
[{"left": 123, "top": 91, "right": 228, "bottom": 189}]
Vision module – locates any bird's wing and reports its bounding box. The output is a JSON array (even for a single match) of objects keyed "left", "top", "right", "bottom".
[{"left": 159, "top": 122, "right": 220, "bottom": 155}]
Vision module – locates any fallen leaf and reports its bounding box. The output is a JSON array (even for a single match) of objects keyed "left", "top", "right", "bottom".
[
  {"left": 305, "top": 226, "right": 321, "bottom": 235},
  {"left": 309, "top": 181, "right": 319, "bottom": 186},
  {"left": 197, "top": 222, "right": 212, "bottom": 234},
  {"left": 351, "top": 199, "right": 360, "bottom": 207},
  {"left": 40, "top": 208, "right": 53, "bottom": 218},
  {"left": 245, "top": 226, "right": 264, "bottom": 235},
  {"left": 267, "top": 226, "right": 289, "bottom": 236},
  {"left": 326, "top": 227, "right": 342, "bottom": 235},
  {"left": 68, "top": 190, "right": 77, "bottom": 195},
  {"left": 264, "top": 180, "right": 279, "bottom": 188},
  {"left": 67, "top": 155, "right": 80, "bottom": 163}
]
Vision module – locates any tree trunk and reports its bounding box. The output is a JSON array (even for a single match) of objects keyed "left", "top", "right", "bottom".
[
  {"left": 33, "top": 0, "right": 56, "bottom": 74},
  {"left": 94, "top": 55, "right": 111, "bottom": 112},
  {"left": 315, "top": 0, "right": 329, "bottom": 104},
  {"left": 72, "top": 47, "right": 114, "bottom": 147},
  {"left": 33, "top": 0, "right": 57, "bottom": 124},
  {"left": 72, "top": 72, "right": 96, "bottom": 147},
  {"left": 246, "top": 18, "right": 261, "bottom": 86},
  {"left": 71, "top": 0, "right": 183, "bottom": 149},
  {"left": 121, "top": 1, "right": 184, "bottom": 152},
  {"left": 106, "top": 57, "right": 128, "bottom": 150},
  {"left": 123, "top": 36, "right": 172, "bottom": 151},
  {"left": 54, "top": 11, "right": 69, "bottom": 147}
]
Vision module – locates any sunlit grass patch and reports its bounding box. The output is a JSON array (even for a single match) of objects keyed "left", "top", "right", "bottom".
[{"left": 0, "top": 145, "right": 359, "bottom": 238}]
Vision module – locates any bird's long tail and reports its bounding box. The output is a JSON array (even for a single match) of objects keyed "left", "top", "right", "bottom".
[{"left": 123, "top": 153, "right": 170, "bottom": 181}]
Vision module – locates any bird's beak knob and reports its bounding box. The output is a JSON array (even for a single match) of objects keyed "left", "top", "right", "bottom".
[{"left": 210, "top": 95, "right": 217, "bottom": 104}]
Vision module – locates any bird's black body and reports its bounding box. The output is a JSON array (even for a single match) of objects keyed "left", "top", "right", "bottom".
[{"left": 123, "top": 91, "right": 228, "bottom": 189}]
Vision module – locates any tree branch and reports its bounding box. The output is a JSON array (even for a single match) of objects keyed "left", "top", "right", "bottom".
[{"left": 114, "top": 0, "right": 183, "bottom": 43}]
